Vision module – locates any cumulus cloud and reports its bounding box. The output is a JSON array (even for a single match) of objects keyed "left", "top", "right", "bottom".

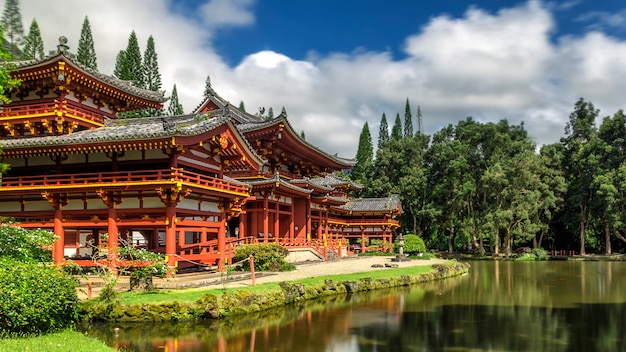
[{"left": 8, "top": 0, "right": 626, "bottom": 158}]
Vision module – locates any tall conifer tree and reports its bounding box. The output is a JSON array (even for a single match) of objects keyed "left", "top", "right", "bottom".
[
  {"left": 167, "top": 84, "right": 184, "bottom": 116},
  {"left": 238, "top": 101, "right": 246, "bottom": 112},
  {"left": 76, "top": 16, "right": 97, "bottom": 70},
  {"left": 378, "top": 112, "right": 390, "bottom": 149},
  {"left": 352, "top": 122, "right": 373, "bottom": 182},
  {"left": 391, "top": 113, "right": 403, "bottom": 140},
  {"left": 22, "top": 19, "right": 43, "bottom": 60},
  {"left": 416, "top": 105, "right": 423, "bottom": 134},
  {"left": 267, "top": 107, "right": 274, "bottom": 119},
  {"left": 404, "top": 98, "right": 413, "bottom": 137},
  {"left": 1, "top": 0, "right": 24, "bottom": 50},
  {"left": 143, "top": 35, "right": 161, "bottom": 91},
  {"left": 115, "top": 31, "right": 143, "bottom": 87}
]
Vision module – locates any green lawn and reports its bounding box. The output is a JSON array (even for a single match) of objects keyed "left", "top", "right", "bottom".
[
  {"left": 113, "top": 263, "right": 436, "bottom": 305},
  {"left": 0, "top": 330, "right": 115, "bottom": 352}
]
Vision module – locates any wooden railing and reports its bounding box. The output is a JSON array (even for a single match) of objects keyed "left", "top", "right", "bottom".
[
  {"left": 0, "top": 168, "right": 250, "bottom": 195},
  {"left": 0, "top": 101, "right": 107, "bottom": 123}
]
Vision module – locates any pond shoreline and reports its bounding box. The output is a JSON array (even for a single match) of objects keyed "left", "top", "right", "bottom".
[{"left": 80, "top": 260, "right": 470, "bottom": 322}]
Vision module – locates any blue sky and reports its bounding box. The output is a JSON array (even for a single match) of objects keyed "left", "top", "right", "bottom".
[{"left": 9, "top": 0, "right": 626, "bottom": 157}]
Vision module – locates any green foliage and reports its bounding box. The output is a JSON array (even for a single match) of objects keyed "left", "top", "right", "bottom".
[
  {"left": 143, "top": 35, "right": 161, "bottom": 91},
  {"left": 404, "top": 98, "right": 413, "bottom": 137},
  {"left": 76, "top": 16, "right": 97, "bottom": 70},
  {"left": 237, "top": 100, "right": 245, "bottom": 112},
  {"left": 0, "top": 257, "right": 79, "bottom": 334},
  {"left": 233, "top": 243, "right": 293, "bottom": 272},
  {"left": 391, "top": 113, "right": 403, "bottom": 140},
  {"left": 114, "top": 31, "right": 143, "bottom": 88},
  {"left": 1, "top": 0, "right": 23, "bottom": 48},
  {"left": 378, "top": 112, "right": 390, "bottom": 149},
  {"left": 22, "top": 19, "right": 44, "bottom": 60},
  {"left": 351, "top": 122, "right": 373, "bottom": 182},
  {"left": 118, "top": 240, "right": 169, "bottom": 279},
  {"left": 167, "top": 84, "right": 184, "bottom": 115},
  {"left": 0, "top": 223, "right": 55, "bottom": 263},
  {"left": 400, "top": 234, "right": 426, "bottom": 255}
]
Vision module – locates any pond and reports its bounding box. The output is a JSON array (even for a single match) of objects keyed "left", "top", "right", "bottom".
[{"left": 81, "top": 260, "right": 626, "bottom": 351}]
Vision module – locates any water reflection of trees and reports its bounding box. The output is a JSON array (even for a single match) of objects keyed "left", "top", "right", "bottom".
[{"left": 81, "top": 262, "right": 626, "bottom": 351}]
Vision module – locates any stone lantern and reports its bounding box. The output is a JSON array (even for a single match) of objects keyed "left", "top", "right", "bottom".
[{"left": 392, "top": 233, "right": 411, "bottom": 262}]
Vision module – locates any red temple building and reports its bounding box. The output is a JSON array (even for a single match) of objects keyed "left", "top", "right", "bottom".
[{"left": 0, "top": 40, "right": 401, "bottom": 271}]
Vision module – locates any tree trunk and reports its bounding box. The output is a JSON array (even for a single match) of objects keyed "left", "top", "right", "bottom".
[
  {"left": 505, "top": 227, "right": 512, "bottom": 257},
  {"left": 579, "top": 219, "right": 586, "bottom": 256},
  {"left": 605, "top": 225, "right": 611, "bottom": 255},
  {"left": 493, "top": 231, "right": 500, "bottom": 256},
  {"left": 447, "top": 224, "right": 455, "bottom": 254}
]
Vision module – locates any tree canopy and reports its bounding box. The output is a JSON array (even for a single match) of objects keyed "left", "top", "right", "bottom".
[{"left": 76, "top": 16, "right": 97, "bottom": 70}]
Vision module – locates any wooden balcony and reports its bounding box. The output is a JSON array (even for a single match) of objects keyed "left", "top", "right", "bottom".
[
  {"left": 0, "top": 101, "right": 108, "bottom": 125},
  {"left": 0, "top": 168, "right": 250, "bottom": 196}
]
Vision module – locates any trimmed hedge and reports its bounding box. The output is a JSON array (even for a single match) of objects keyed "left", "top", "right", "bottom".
[
  {"left": 0, "top": 258, "right": 80, "bottom": 335},
  {"left": 233, "top": 243, "right": 294, "bottom": 271}
]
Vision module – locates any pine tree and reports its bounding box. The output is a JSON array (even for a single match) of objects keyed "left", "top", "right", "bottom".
[
  {"left": 378, "top": 112, "right": 390, "bottom": 149},
  {"left": 238, "top": 101, "right": 246, "bottom": 112},
  {"left": 167, "top": 84, "right": 184, "bottom": 115},
  {"left": 351, "top": 122, "right": 373, "bottom": 182},
  {"left": 1, "top": 0, "right": 24, "bottom": 50},
  {"left": 22, "top": 19, "right": 43, "bottom": 60},
  {"left": 76, "top": 16, "right": 97, "bottom": 70},
  {"left": 142, "top": 35, "right": 161, "bottom": 91},
  {"left": 267, "top": 107, "right": 274, "bottom": 119},
  {"left": 115, "top": 31, "right": 143, "bottom": 88},
  {"left": 416, "top": 105, "right": 423, "bottom": 135},
  {"left": 404, "top": 98, "right": 413, "bottom": 137},
  {"left": 281, "top": 106, "right": 287, "bottom": 116},
  {"left": 391, "top": 113, "right": 403, "bottom": 140},
  {"left": 300, "top": 130, "right": 306, "bottom": 140},
  {"left": 0, "top": 29, "right": 20, "bottom": 104},
  {"left": 113, "top": 50, "right": 126, "bottom": 79},
  {"left": 203, "top": 75, "right": 213, "bottom": 98}
]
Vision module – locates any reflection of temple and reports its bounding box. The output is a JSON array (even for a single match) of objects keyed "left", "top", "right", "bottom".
[{"left": 0, "top": 39, "right": 401, "bottom": 270}]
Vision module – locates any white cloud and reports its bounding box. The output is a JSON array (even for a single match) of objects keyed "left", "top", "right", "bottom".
[{"left": 7, "top": 0, "right": 626, "bottom": 159}]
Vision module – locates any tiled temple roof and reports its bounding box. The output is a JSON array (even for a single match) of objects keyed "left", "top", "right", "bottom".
[
  {"left": 244, "top": 173, "right": 313, "bottom": 195},
  {"left": 309, "top": 174, "right": 363, "bottom": 190},
  {"left": 337, "top": 196, "right": 402, "bottom": 213},
  {"left": 0, "top": 113, "right": 233, "bottom": 148},
  {"left": 13, "top": 50, "right": 166, "bottom": 103}
]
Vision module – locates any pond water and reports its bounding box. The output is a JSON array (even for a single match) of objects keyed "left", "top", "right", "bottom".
[{"left": 82, "top": 260, "right": 626, "bottom": 351}]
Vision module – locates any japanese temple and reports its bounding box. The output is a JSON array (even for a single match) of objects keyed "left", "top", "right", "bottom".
[{"left": 0, "top": 39, "right": 401, "bottom": 271}]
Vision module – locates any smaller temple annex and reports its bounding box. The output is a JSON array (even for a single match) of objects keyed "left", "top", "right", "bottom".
[{"left": 0, "top": 41, "right": 401, "bottom": 270}]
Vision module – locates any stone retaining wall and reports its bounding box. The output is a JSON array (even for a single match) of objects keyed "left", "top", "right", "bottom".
[{"left": 81, "top": 262, "right": 470, "bottom": 322}]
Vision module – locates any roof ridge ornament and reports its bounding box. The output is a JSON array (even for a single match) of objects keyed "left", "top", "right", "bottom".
[{"left": 57, "top": 36, "right": 69, "bottom": 54}]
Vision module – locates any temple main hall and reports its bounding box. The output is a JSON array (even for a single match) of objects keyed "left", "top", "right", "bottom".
[{"left": 0, "top": 41, "right": 401, "bottom": 270}]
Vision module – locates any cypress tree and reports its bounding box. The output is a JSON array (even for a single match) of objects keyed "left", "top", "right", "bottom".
[
  {"left": 115, "top": 31, "right": 143, "bottom": 88},
  {"left": 378, "top": 112, "right": 390, "bottom": 149},
  {"left": 351, "top": 122, "right": 373, "bottom": 182},
  {"left": 143, "top": 35, "right": 161, "bottom": 91},
  {"left": 1, "top": 0, "right": 24, "bottom": 50},
  {"left": 391, "top": 113, "right": 403, "bottom": 140},
  {"left": 167, "top": 84, "right": 184, "bottom": 116},
  {"left": 281, "top": 106, "right": 287, "bottom": 116},
  {"left": 416, "top": 105, "right": 423, "bottom": 134},
  {"left": 113, "top": 50, "right": 126, "bottom": 79},
  {"left": 404, "top": 98, "right": 413, "bottom": 137},
  {"left": 238, "top": 101, "right": 246, "bottom": 112},
  {"left": 22, "top": 19, "right": 43, "bottom": 60},
  {"left": 300, "top": 130, "right": 306, "bottom": 140},
  {"left": 267, "top": 107, "right": 274, "bottom": 119},
  {"left": 76, "top": 16, "right": 97, "bottom": 70}
]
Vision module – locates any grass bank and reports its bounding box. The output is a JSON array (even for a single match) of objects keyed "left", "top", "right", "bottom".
[
  {"left": 81, "top": 261, "right": 470, "bottom": 322},
  {"left": 0, "top": 330, "right": 114, "bottom": 352}
]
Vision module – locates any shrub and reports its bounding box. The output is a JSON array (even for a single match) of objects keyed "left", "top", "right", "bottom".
[
  {"left": 0, "top": 223, "right": 56, "bottom": 263},
  {"left": 0, "top": 257, "right": 80, "bottom": 335},
  {"left": 233, "top": 243, "right": 293, "bottom": 271},
  {"left": 398, "top": 234, "right": 426, "bottom": 256}
]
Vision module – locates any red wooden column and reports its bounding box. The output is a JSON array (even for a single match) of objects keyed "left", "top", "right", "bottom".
[
  {"left": 217, "top": 215, "right": 227, "bottom": 271},
  {"left": 43, "top": 193, "right": 68, "bottom": 264},
  {"left": 263, "top": 197, "right": 269, "bottom": 242},
  {"left": 53, "top": 209, "right": 64, "bottom": 263},
  {"left": 107, "top": 206, "right": 119, "bottom": 274},
  {"left": 239, "top": 212, "right": 246, "bottom": 240},
  {"left": 361, "top": 227, "right": 366, "bottom": 251},
  {"left": 165, "top": 205, "right": 177, "bottom": 268}
]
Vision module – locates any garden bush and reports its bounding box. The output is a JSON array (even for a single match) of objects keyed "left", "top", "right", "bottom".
[
  {"left": 233, "top": 243, "right": 294, "bottom": 271},
  {"left": 397, "top": 234, "right": 426, "bottom": 256},
  {"left": 0, "top": 257, "right": 80, "bottom": 334}
]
